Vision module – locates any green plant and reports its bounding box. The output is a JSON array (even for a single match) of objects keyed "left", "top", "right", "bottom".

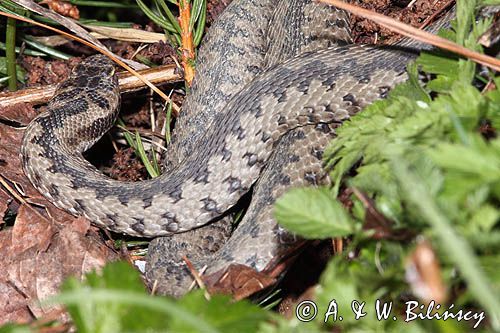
[
  {"left": 136, "top": 0, "right": 206, "bottom": 48},
  {"left": 275, "top": 0, "right": 500, "bottom": 331}
]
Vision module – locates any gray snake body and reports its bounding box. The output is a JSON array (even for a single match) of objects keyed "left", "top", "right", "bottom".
[{"left": 21, "top": 0, "right": 453, "bottom": 295}]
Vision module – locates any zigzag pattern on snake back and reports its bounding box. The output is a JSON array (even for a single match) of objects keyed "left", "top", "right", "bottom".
[
  {"left": 20, "top": 0, "right": 453, "bottom": 243},
  {"left": 20, "top": 47, "right": 405, "bottom": 236},
  {"left": 146, "top": 0, "right": 359, "bottom": 295},
  {"left": 144, "top": 0, "right": 454, "bottom": 296}
]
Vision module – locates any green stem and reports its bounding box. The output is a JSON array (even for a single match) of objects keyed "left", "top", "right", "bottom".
[{"left": 6, "top": 17, "right": 17, "bottom": 91}]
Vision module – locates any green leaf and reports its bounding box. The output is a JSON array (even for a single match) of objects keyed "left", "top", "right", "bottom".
[
  {"left": 486, "top": 78, "right": 500, "bottom": 130},
  {"left": 154, "top": 0, "right": 182, "bottom": 33},
  {"left": 316, "top": 258, "right": 362, "bottom": 326},
  {"left": 416, "top": 51, "right": 459, "bottom": 77},
  {"left": 0, "top": 41, "right": 45, "bottom": 57},
  {"left": 402, "top": 62, "right": 431, "bottom": 103},
  {"left": 274, "top": 187, "right": 355, "bottom": 239},
  {"left": 469, "top": 204, "right": 500, "bottom": 233},
  {"left": 54, "top": 289, "right": 220, "bottom": 333},
  {"left": 170, "top": 290, "right": 270, "bottom": 333},
  {"left": 455, "top": 0, "right": 477, "bottom": 44},
  {"left": 257, "top": 318, "right": 324, "bottom": 333},
  {"left": 22, "top": 36, "right": 72, "bottom": 60},
  {"left": 58, "top": 262, "right": 220, "bottom": 333},
  {"left": 193, "top": 0, "right": 207, "bottom": 46},
  {"left": 136, "top": 0, "right": 178, "bottom": 34},
  {"left": 69, "top": 0, "right": 139, "bottom": 8},
  {"left": 481, "top": 0, "right": 500, "bottom": 4},
  {"left": 428, "top": 137, "right": 500, "bottom": 183},
  {"left": 52, "top": 262, "right": 275, "bottom": 333}
]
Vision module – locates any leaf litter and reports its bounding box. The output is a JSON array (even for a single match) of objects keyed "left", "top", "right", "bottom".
[{"left": 0, "top": 94, "right": 119, "bottom": 325}]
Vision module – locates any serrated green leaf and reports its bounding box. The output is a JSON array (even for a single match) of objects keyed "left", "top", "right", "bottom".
[
  {"left": 470, "top": 205, "right": 500, "bottom": 233},
  {"left": 426, "top": 74, "right": 456, "bottom": 92},
  {"left": 416, "top": 51, "right": 459, "bottom": 77},
  {"left": 428, "top": 138, "right": 500, "bottom": 182},
  {"left": 274, "top": 188, "right": 355, "bottom": 239}
]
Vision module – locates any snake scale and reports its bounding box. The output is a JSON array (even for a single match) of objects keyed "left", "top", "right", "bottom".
[{"left": 21, "top": 0, "right": 453, "bottom": 296}]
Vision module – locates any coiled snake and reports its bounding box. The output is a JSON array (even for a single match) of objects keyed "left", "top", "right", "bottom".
[{"left": 21, "top": 0, "right": 453, "bottom": 295}]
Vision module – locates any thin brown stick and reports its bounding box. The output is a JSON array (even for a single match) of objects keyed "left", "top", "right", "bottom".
[
  {"left": 319, "top": 0, "right": 500, "bottom": 72},
  {"left": 333, "top": 237, "right": 343, "bottom": 254},
  {"left": 0, "top": 64, "right": 182, "bottom": 108},
  {"left": 0, "top": 10, "right": 181, "bottom": 114},
  {"left": 417, "top": 0, "right": 456, "bottom": 30},
  {"left": 183, "top": 256, "right": 211, "bottom": 300}
]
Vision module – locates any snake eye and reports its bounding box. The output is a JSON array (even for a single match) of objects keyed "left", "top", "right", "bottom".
[{"left": 102, "top": 66, "right": 116, "bottom": 79}]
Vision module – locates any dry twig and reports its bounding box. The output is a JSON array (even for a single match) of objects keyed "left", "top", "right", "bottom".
[
  {"left": 0, "top": 64, "right": 182, "bottom": 108},
  {"left": 178, "top": 0, "right": 196, "bottom": 85}
]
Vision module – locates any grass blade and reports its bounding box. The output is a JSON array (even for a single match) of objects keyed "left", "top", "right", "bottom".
[
  {"left": 155, "top": 0, "right": 181, "bottom": 34},
  {"left": 134, "top": 131, "right": 159, "bottom": 178},
  {"left": 6, "top": 16, "right": 17, "bottom": 90},
  {"left": 136, "top": 0, "right": 178, "bottom": 34},
  {"left": 22, "top": 35, "right": 71, "bottom": 60}
]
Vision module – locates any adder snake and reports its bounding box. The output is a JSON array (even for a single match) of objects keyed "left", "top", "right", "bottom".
[{"left": 21, "top": 0, "right": 454, "bottom": 295}]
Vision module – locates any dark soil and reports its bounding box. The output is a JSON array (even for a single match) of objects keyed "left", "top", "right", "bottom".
[{"left": 347, "top": 0, "right": 453, "bottom": 44}]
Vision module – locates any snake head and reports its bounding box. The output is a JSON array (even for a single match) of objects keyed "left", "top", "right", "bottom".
[
  {"left": 50, "top": 54, "right": 120, "bottom": 109},
  {"left": 72, "top": 54, "right": 117, "bottom": 83},
  {"left": 35, "top": 54, "right": 122, "bottom": 153}
]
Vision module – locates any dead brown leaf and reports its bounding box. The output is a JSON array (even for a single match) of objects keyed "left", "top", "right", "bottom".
[
  {"left": 0, "top": 103, "right": 37, "bottom": 125},
  {"left": 0, "top": 204, "right": 119, "bottom": 324},
  {"left": 405, "top": 239, "right": 447, "bottom": 304},
  {"left": 0, "top": 230, "right": 34, "bottom": 324},
  {"left": 0, "top": 187, "right": 10, "bottom": 221},
  {"left": 10, "top": 204, "right": 54, "bottom": 254},
  {"left": 0, "top": 121, "right": 46, "bottom": 203},
  {"left": 0, "top": 106, "right": 120, "bottom": 325},
  {"left": 203, "top": 264, "right": 276, "bottom": 301}
]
